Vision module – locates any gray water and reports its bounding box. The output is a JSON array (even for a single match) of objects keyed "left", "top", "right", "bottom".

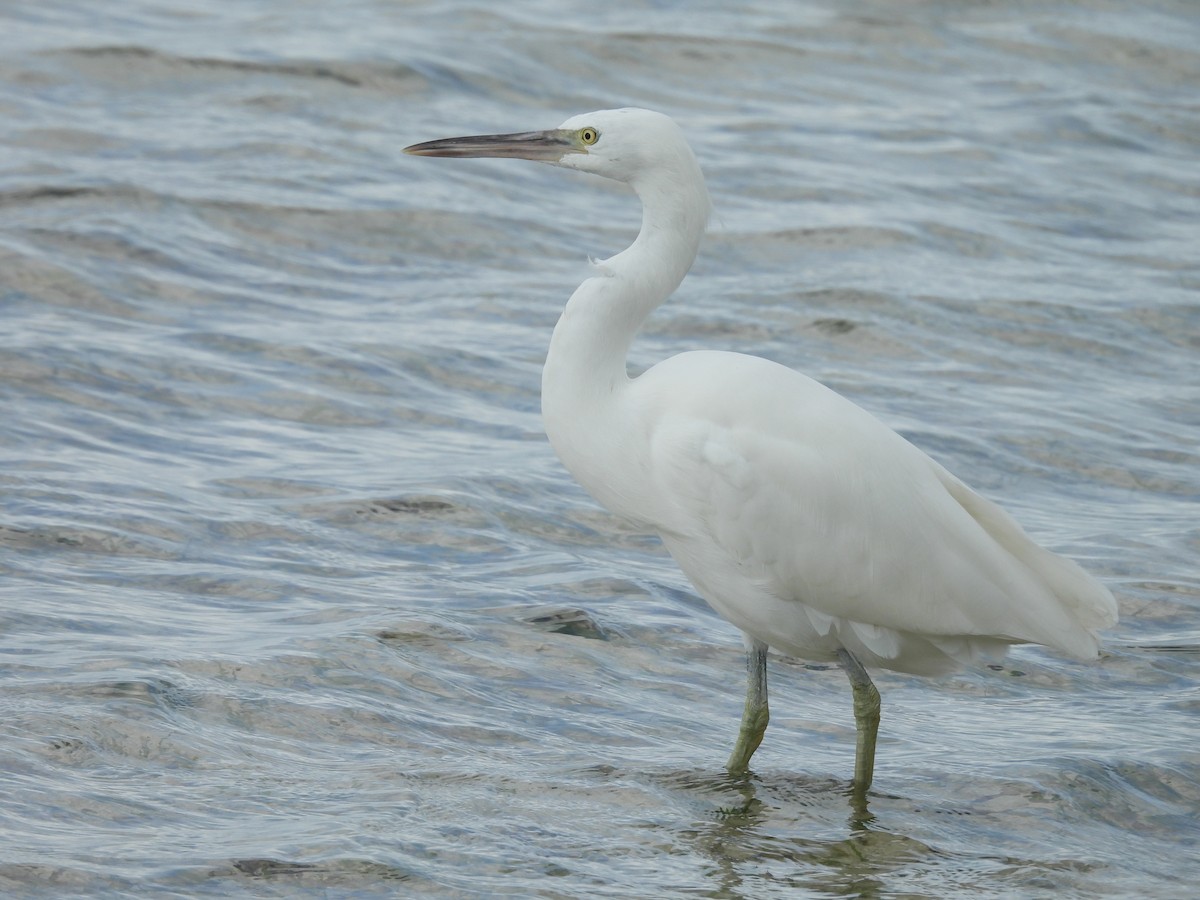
[{"left": 2, "top": 1, "right": 1198, "bottom": 896}]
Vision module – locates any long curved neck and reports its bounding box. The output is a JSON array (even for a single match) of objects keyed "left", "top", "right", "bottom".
[
  {"left": 543, "top": 167, "right": 711, "bottom": 407},
  {"left": 539, "top": 162, "right": 709, "bottom": 514}
]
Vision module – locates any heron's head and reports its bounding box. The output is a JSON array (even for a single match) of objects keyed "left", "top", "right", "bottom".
[{"left": 404, "top": 108, "right": 699, "bottom": 189}]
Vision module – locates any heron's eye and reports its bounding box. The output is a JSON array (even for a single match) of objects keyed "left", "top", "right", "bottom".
[{"left": 579, "top": 127, "right": 599, "bottom": 146}]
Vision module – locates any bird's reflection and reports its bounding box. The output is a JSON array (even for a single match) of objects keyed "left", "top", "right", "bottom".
[{"left": 663, "top": 769, "right": 936, "bottom": 900}]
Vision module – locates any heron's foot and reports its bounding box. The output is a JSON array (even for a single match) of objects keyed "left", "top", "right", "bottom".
[
  {"left": 726, "top": 639, "right": 770, "bottom": 774},
  {"left": 726, "top": 703, "right": 769, "bottom": 773},
  {"left": 837, "top": 648, "right": 881, "bottom": 796}
]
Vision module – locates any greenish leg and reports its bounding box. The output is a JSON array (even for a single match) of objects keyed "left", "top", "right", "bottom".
[
  {"left": 726, "top": 638, "right": 769, "bottom": 773},
  {"left": 836, "top": 647, "right": 881, "bottom": 796}
]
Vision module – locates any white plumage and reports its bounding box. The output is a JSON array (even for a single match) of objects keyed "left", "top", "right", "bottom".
[{"left": 405, "top": 107, "right": 1117, "bottom": 797}]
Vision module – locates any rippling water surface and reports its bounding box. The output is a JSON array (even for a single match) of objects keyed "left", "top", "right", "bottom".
[{"left": 3, "top": 1, "right": 1198, "bottom": 896}]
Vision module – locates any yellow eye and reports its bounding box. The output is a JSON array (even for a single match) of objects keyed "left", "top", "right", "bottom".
[{"left": 579, "top": 127, "right": 599, "bottom": 146}]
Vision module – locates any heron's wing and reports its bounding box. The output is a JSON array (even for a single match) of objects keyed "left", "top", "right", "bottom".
[{"left": 641, "top": 353, "right": 1115, "bottom": 656}]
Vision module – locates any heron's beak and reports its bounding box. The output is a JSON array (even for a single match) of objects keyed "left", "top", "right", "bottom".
[{"left": 403, "top": 128, "right": 581, "bottom": 161}]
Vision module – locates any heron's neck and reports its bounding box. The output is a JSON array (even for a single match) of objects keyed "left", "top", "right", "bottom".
[
  {"left": 543, "top": 172, "right": 710, "bottom": 406},
  {"left": 540, "top": 167, "right": 709, "bottom": 516}
]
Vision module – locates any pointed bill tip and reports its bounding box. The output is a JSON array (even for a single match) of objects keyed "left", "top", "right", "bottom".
[{"left": 403, "top": 129, "right": 580, "bottom": 161}]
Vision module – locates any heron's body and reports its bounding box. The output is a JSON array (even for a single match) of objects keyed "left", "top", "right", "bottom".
[
  {"left": 555, "top": 347, "right": 1107, "bottom": 674},
  {"left": 405, "top": 108, "right": 1117, "bottom": 796}
]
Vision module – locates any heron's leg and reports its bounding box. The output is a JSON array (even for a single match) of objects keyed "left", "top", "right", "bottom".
[
  {"left": 726, "top": 637, "right": 769, "bottom": 773},
  {"left": 836, "top": 647, "right": 880, "bottom": 795}
]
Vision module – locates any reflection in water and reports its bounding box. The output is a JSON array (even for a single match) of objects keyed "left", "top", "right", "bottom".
[
  {"left": 668, "top": 767, "right": 1122, "bottom": 897},
  {"left": 674, "top": 771, "right": 968, "bottom": 899}
]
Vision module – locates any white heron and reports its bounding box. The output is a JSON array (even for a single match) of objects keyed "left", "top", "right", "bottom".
[{"left": 404, "top": 108, "right": 1117, "bottom": 796}]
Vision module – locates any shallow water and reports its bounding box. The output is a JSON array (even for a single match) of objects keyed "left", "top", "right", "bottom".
[{"left": 2, "top": 1, "right": 1198, "bottom": 896}]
